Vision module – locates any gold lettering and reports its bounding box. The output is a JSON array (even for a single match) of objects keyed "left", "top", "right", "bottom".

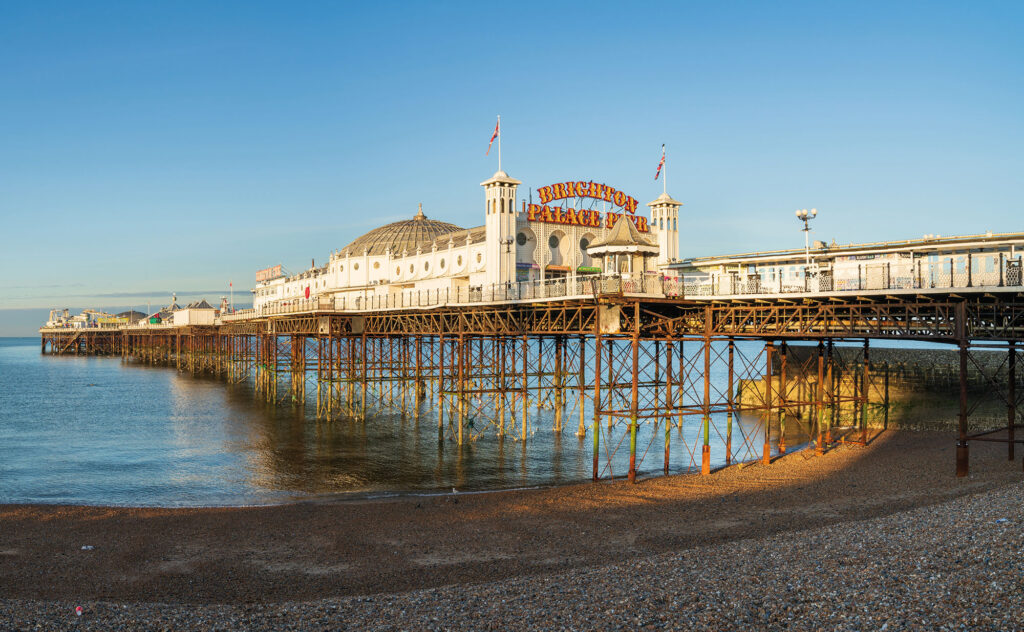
[
  {"left": 562, "top": 182, "right": 577, "bottom": 198},
  {"left": 635, "top": 215, "right": 648, "bottom": 232},
  {"left": 551, "top": 183, "right": 567, "bottom": 200},
  {"left": 625, "top": 196, "right": 638, "bottom": 213},
  {"left": 541, "top": 205, "right": 554, "bottom": 223},
  {"left": 537, "top": 186, "right": 553, "bottom": 205},
  {"left": 613, "top": 190, "right": 626, "bottom": 208},
  {"left": 606, "top": 211, "right": 618, "bottom": 229},
  {"left": 601, "top": 184, "right": 613, "bottom": 202},
  {"left": 527, "top": 203, "right": 541, "bottom": 221}
]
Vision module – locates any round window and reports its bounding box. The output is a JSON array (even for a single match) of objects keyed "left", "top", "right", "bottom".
[
  {"left": 580, "top": 237, "right": 589, "bottom": 250},
  {"left": 476, "top": 252, "right": 482, "bottom": 263},
  {"left": 339, "top": 265, "right": 344, "bottom": 272},
  {"left": 373, "top": 261, "right": 380, "bottom": 269},
  {"left": 440, "top": 258, "right": 446, "bottom": 269},
  {"left": 354, "top": 262, "right": 359, "bottom": 270},
  {"left": 457, "top": 255, "right": 463, "bottom": 266},
  {"left": 548, "top": 235, "right": 559, "bottom": 248},
  {"left": 424, "top": 261, "right": 430, "bottom": 272},
  {"left": 409, "top": 264, "right": 414, "bottom": 273},
  {"left": 516, "top": 232, "right": 527, "bottom": 246}
]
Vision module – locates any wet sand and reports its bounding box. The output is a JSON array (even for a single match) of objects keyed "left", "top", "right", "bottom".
[{"left": 1, "top": 431, "right": 1021, "bottom": 628}]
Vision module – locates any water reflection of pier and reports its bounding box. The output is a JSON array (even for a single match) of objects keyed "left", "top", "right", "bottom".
[{"left": 40, "top": 294, "right": 1024, "bottom": 480}]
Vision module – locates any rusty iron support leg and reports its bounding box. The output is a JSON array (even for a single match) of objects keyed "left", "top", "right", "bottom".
[
  {"left": 702, "top": 335, "right": 711, "bottom": 475},
  {"left": 727, "top": 339, "right": 735, "bottom": 466},
  {"left": 1009, "top": 342, "right": 1016, "bottom": 463},
  {"left": 593, "top": 329, "right": 602, "bottom": 481},
  {"left": 816, "top": 341, "right": 825, "bottom": 455},
  {"left": 764, "top": 341, "right": 774, "bottom": 465},
  {"left": 957, "top": 339, "right": 969, "bottom": 477},
  {"left": 778, "top": 341, "right": 787, "bottom": 454},
  {"left": 629, "top": 333, "right": 639, "bottom": 484},
  {"left": 861, "top": 339, "right": 870, "bottom": 445},
  {"left": 665, "top": 340, "right": 673, "bottom": 474}
]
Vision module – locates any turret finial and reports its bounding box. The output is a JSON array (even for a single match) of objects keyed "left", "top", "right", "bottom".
[{"left": 415, "top": 203, "right": 425, "bottom": 220}]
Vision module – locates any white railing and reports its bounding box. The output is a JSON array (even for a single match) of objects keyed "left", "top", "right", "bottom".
[
  {"left": 681, "top": 256, "right": 1024, "bottom": 299},
  {"left": 246, "top": 273, "right": 670, "bottom": 317}
]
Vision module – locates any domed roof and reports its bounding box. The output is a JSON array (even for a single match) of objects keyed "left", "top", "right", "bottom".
[{"left": 343, "top": 204, "right": 464, "bottom": 257}]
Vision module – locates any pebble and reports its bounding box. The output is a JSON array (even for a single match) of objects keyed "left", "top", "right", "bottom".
[{"left": 2, "top": 480, "right": 1022, "bottom": 630}]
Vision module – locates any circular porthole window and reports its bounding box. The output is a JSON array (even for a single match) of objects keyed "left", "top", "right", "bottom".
[
  {"left": 580, "top": 237, "right": 590, "bottom": 250},
  {"left": 516, "top": 232, "right": 527, "bottom": 246},
  {"left": 339, "top": 265, "right": 344, "bottom": 272},
  {"left": 548, "top": 235, "right": 559, "bottom": 249},
  {"left": 373, "top": 262, "right": 380, "bottom": 270},
  {"left": 354, "top": 263, "right": 359, "bottom": 271},
  {"left": 424, "top": 261, "right": 430, "bottom": 272},
  {"left": 440, "top": 258, "right": 446, "bottom": 269}
]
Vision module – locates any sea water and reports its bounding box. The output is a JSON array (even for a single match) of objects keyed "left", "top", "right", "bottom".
[{"left": 1, "top": 335, "right": 828, "bottom": 507}]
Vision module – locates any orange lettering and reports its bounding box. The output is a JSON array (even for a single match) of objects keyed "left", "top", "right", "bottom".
[
  {"left": 527, "top": 203, "right": 541, "bottom": 221},
  {"left": 591, "top": 211, "right": 602, "bottom": 227},
  {"left": 562, "top": 182, "right": 577, "bottom": 198},
  {"left": 635, "top": 215, "right": 648, "bottom": 232},
  {"left": 551, "top": 183, "right": 567, "bottom": 200},
  {"left": 606, "top": 211, "right": 618, "bottom": 228},
  {"left": 537, "top": 186, "right": 554, "bottom": 205},
  {"left": 601, "top": 184, "right": 613, "bottom": 202},
  {"left": 625, "top": 197, "right": 638, "bottom": 213},
  {"left": 587, "top": 181, "right": 603, "bottom": 199},
  {"left": 613, "top": 190, "right": 626, "bottom": 208}
]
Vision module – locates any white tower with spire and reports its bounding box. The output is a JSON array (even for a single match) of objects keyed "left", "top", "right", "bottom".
[
  {"left": 648, "top": 192, "right": 683, "bottom": 267},
  {"left": 482, "top": 170, "right": 521, "bottom": 287}
]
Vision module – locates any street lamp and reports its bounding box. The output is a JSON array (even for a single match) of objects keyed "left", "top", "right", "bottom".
[
  {"left": 500, "top": 235, "right": 515, "bottom": 292},
  {"left": 795, "top": 208, "right": 818, "bottom": 267}
]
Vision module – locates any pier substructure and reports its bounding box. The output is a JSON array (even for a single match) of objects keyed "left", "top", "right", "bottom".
[{"left": 39, "top": 294, "right": 1024, "bottom": 480}]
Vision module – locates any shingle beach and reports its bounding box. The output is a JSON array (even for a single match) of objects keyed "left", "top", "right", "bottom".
[{"left": 2, "top": 431, "right": 1021, "bottom": 630}]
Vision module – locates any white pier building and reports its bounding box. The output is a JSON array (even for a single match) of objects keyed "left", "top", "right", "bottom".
[{"left": 251, "top": 171, "right": 681, "bottom": 311}]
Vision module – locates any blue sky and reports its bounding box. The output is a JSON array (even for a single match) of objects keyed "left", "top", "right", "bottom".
[{"left": 1, "top": 1, "right": 1021, "bottom": 334}]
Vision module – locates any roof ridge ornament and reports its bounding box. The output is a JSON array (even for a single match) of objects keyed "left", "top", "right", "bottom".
[{"left": 415, "top": 203, "right": 425, "bottom": 220}]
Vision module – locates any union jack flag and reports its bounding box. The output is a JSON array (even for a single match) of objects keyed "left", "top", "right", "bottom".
[{"left": 486, "top": 117, "right": 500, "bottom": 155}]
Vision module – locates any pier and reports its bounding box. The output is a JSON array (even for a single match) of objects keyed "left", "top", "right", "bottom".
[{"left": 41, "top": 267, "right": 1024, "bottom": 480}]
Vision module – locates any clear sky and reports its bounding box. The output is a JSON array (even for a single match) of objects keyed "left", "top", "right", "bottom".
[{"left": 1, "top": 1, "right": 1021, "bottom": 335}]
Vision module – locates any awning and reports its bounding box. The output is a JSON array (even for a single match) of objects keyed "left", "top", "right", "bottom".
[
  {"left": 545, "top": 265, "right": 571, "bottom": 272},
  {"left": 576, "top": 266, "right": 602, "bottom": 273}
]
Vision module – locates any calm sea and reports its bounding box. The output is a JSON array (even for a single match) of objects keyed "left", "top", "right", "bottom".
[{"left": 3, "top": 335, "right": 891, "bottom": 507}]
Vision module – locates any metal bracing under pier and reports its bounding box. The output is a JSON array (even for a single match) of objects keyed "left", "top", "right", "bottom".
[{"left": 39, "top": 293, "right": 1024, "bottom": 480}]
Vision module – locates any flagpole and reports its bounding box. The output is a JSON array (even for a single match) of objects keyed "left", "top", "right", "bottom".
[
  {"left": 663, "top": 145, "right": 667, "bottom": 196},
  {"left": 497, "top": 115, "right": 502, "bottom": 172}
]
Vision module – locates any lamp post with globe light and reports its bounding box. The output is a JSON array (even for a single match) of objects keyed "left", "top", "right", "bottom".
[{"left": 795, "top": 208, "right": 817, "bottom": 267}]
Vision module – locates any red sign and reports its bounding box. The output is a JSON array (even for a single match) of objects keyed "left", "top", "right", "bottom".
[
  {"left": 524, "top": 203, "right": 649, "bottom": 232},
  {"left": 536, "top": 181, "right": 638, "bottom": 214},
  {"left": 256, "top": 264, "right": 283, "bottom": 283}
]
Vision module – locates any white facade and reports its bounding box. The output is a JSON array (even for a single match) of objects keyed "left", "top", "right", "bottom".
[
  {"left": 251, "top": 170, "right": 681, "bottom": 311},
  {"left": 173, "top": 308, "right": 217, "bottom": 326}
]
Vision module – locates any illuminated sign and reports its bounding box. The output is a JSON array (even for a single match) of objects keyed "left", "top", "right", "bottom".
[
  {"left": 523, "top": 203, "right": 649, "bottom": 232},
  {"left": 255, "top": 264, "right": 283, "bottom": 282},
  {"left": 536, "top": 181, "right": 638, "bottom": 214}
]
